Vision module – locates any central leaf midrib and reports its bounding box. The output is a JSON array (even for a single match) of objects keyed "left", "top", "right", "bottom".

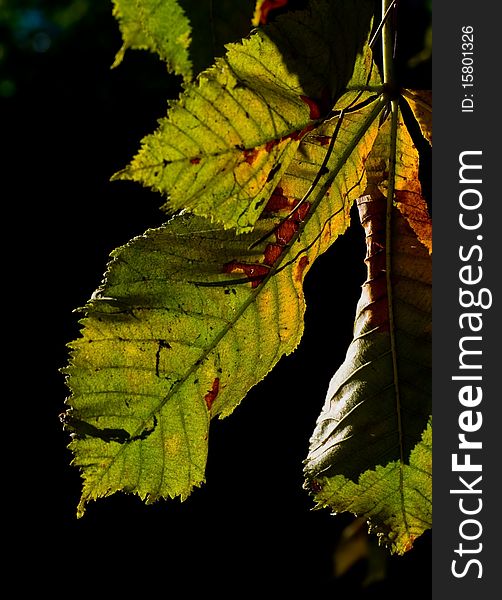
[{"left": 385, "top": 99, "right": 409, "bottom": 534}]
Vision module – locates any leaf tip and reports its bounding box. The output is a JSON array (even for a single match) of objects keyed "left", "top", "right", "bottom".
[
  {"left": 111, "top": 43, "right": 127, "bottom": 70},
  {"left": 76, "top": 496, "right": 88, "bottom": 519}
]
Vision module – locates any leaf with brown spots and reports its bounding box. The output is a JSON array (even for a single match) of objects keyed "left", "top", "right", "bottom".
[
  {"left": 204, "top": 378, "right": 220, "bottom": 410},
  {"left": 64, "top": 0, "right": 432, "bottom": 554},
  {"left": 253, "top": 0, "right": 290, "bottom": 26},
  {"left": 304, "top": 103, "right": 432, "bottom": 555},
  {"left": 112, "top": 0, "right": 375, "bottom": 231},
  {"left": 63, "top": 85, "right": 383, "bottom": 516}
]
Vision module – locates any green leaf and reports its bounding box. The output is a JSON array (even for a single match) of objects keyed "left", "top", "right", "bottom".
[
  {"left": 64, "top": 92, "right": 384, "bottom": 516},
  {"left": 310, "top": 418, "right": 432, "bottom": 555},
  {"left": 112, "top": 0, "right": 193, "bottom": 79},
  {"left": 112, "top": 0, "right": 376, "bottom": 232},
  {"left": 112, "top": 0, "right": 256, "bottom": 79},
  {"left": 304, "top": 106, "right": 432, "bottom": 553}
]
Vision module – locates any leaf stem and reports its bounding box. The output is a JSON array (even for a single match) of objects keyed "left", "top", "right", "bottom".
[
  {"left": 369, "top": 0, "right": 397, "bottom": 49},
  {"left": 386, "top": 99, "right": 401, "bottom": 452},
  {"left": 381, "top": 0, "right": 396, "bottom": 92},
  {"left": 382, "top": 0, "right": 410, "bottom": 535}
]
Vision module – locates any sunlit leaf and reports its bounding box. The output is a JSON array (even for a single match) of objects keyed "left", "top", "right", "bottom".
[
  {"left": 112, "top": 0, "right": 193, "bottom": 79},
  {"left": 64, "top": 94, "right": 383, "bottom": 516},
  {"left": 112, "top": 0, "right": 256, "bottom": 79},
  {"left": 113, "top": 0, "right": 376, "bottom": 231},
  {"left": 64, "top": 0, "right": 432, "bottom": 555}
]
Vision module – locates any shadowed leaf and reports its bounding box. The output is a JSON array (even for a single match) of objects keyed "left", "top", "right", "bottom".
[
  {"left": 253, "top": 0, "right": 290, "bottom": 26},
  {"left": 304, "top": 105, "right": 432, "bottom": 553},
  {"left": 179, "top": 0, "right": 256, "bottom": 76},
  {"left": 404, "top": 89, "right": 432, "bottom": 146}
]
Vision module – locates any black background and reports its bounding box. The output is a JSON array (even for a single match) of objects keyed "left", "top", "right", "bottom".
[{"left": 3, "top": 1, "right": 431, "bottom": 594}]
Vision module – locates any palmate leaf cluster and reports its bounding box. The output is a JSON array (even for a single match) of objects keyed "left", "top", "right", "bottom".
[{"left": 63, "top": 0, "right": 432, "bottom": 555}]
